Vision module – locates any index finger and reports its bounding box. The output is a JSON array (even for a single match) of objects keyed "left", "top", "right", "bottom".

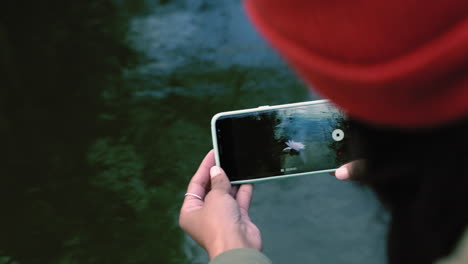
[
  {"left": 236, "top": 184, "right": 253, "bottom": 217},
  {"left": 182, "top": 150, "right": 215, "bottom": 209}
]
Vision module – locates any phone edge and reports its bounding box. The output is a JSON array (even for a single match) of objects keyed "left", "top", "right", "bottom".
[
  {"left": 230, "top": 169, "right": 337, "bottom": 184},
  {"left": 210, "top": 99, "right": 333, "bottom": 183}
]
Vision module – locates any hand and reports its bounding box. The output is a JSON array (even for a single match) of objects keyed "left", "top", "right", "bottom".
[
  {"left": 334, "top": 159, "right": 366, "bottom": 181},
  {"left": 179, "top": 150, "right": 262, "bottom": 259}
]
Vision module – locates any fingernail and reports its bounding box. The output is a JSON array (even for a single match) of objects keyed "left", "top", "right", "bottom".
[
  {"left": 210, "top": 166, "right": 222, "bottom": 178},
  {"left": 335, "top": 167, "right": 349, "bottom": 180}
]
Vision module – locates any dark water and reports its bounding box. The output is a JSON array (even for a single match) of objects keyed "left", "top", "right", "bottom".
[{"left": 1, "top": 0, "right": 387, "bottom": 263}]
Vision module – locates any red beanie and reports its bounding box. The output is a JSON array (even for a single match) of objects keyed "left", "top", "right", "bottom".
[{"left": 244, "top": 0, "right": 468, "bottom": 127}]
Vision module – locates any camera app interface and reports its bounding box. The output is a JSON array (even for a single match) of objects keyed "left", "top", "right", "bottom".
[{"left": 215, "top": 102, "right": 351, "bottom": 182}]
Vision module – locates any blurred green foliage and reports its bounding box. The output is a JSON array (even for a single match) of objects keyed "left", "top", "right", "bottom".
[{"left": 0, "top": 0, "right": 187, "bottom": 263}]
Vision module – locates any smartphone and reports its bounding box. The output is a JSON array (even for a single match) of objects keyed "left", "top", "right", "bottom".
[{"left": 211, "top": 99, "right": 352, "bottom": 184}]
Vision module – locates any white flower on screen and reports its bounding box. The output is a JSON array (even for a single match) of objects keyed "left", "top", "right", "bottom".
[{"left": 283, "top": 140, "right": 306, "bottom": 152}]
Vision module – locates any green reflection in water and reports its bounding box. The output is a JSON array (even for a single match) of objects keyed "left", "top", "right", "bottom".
[{"left": 0, "top": 1, "right": 310, "bottom": 263}]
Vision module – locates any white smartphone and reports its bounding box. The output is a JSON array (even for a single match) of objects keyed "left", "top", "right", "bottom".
[{"left": 211, "top": 99, "right": 352, "bottom": 184}]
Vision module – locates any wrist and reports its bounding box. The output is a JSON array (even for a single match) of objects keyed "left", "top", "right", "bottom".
[{"left": 208, "top": 233, "right": 253, "bottom": 259}]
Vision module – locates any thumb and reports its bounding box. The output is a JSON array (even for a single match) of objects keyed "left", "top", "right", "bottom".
[{"left": 210, "top": 166, "right": 231, "bottom": 193}]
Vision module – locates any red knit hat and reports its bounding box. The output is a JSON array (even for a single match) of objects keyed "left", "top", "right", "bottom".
[{"left": 244, "top": 0, "right": 468, "bottom": 127}]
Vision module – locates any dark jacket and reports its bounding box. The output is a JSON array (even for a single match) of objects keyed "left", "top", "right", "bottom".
[{"left": 210, "top": 231, "right": 468, "bottom": 264}]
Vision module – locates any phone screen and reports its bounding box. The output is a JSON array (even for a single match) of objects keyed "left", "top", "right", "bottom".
[{"left": 214, "top": 102, "right": 352, "bottom": 182}]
